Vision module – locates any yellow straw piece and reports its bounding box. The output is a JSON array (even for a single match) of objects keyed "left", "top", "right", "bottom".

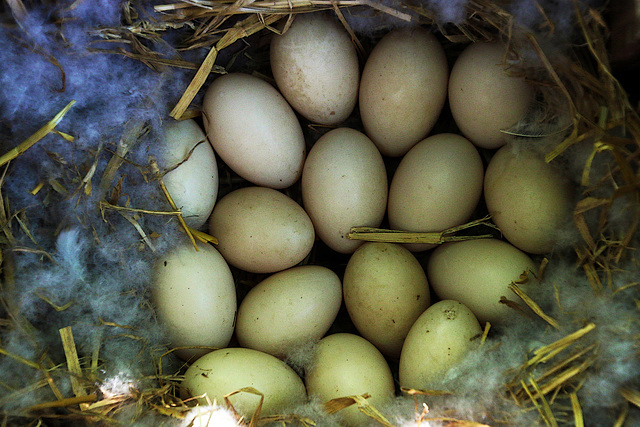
[{"left": 0, "top": 100, "right": 75, "bottom": 167}]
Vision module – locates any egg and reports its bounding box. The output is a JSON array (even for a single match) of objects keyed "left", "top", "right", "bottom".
[
  {"left": 209, "top": 186, "right": 315, "bottom": 274},
  {"left": 359, "top": 27, "right": 448, "bottom": 157},
  {"left": 182, "top": 347, "right": 307, "bottom": 417},
  {"left": 343, "top": 242, "right": 430, "bottom": 359},
  {"left": 427, "top": 239, "right": 538, "bottom": 324},
  {"left": 270, "top": 13, "right": 359, "bottom": 125},
  {"left": 448, "top": 42, "right": 534, "bottom": 149},
  {"left": 484, "top": 145, "right": 575, "bottom": 254},
  {"left": 202, "top": 73, "right": 305, "bottom": 189},
  {"left": 305, "top": 333, "right": 395, "bottom": 426},
  {"left": 152, "top": 241, "right": 236, "bottom": 361},
  {"left": 301, "top": 128, "right": 388, "bottom": 254},
  {"left": 161, "top": 119, "right": 218, "bottom": 229},
  {"left": 399, "top": 300, "right": 482, "bottom": 390},
  {"left": 235, "top": 265, "right": 342, "bottom": 358},
  {"left": 387, "top": 133, "right": 484, "bottom": 251}
]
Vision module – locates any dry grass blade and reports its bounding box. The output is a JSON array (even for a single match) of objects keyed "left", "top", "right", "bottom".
[
  {"left": 620, "top": 388, "right": 640, "bottom": 408},
  {"left": 324, "top": 393, "right": 371, "bottom": 414},
  {"left": 421, "top": 418, "right": 491, "bottom": 427},
  {"left": 528, "top": 376, "right": 558, "bottom": 427},
  {"left": 6, "top": 0, "right": 28, "bottom": 21},
  {"left": 535, "top": 356, "right": 595, "bottom": 398},
  {"left": 400, "top": 387, "right": 454, "bottom": 396},
  {"left": 224, "top": 386, "right": 264, "bottom": 427},
  {"left": 26, "top": 394, "right": 98, "bottom": 412},
  {"left": 34, "top": 289, "right": 74, "bottom": 312},
  {"left": 532, "top": 344, "right": 597, "bottom": 387},
  {"left": 150, "top": 157, "right": 203, "bottom": 249},
  {"left": 0, "top": 347, "right": 42, "bottom": 370},
  {"left": 509, "top": 283, "right": 559, "bottom": 329},
  {"left": 99, "top": 201, "right": 183, "bottom": 217},
  {"left": 480, "top": 322, "right": 491, "bottom": 346},
  {"left": 0, "top": 100, "right": 75, "bottom": 167},
  {"left": 170, "top": 46, "right": 220, "bottom": 120},
  {"left": 170, "top": 12, "right": 283, "bottom": 119},
  {"left": 188, "top": 227, "right": 219, "bottom": 244},
  {"left": 257, "top": 413, "right": 316, "bottom": 426},
  {"left": 325, "top": 394, "right": 393, "bottom": 426},
  {"left": 118, "top": 211, "right": 157, "bottom": 252},
  {"left": 570, "top": 392, "right": 584, "bottom": 427},
  {"left": 347, "top": 216, "right": 495, "bottom": 244},
  {"left": 526, "top": 323, "right": 596, "bottom": 367},
  {"left": 99, "top": 121, "right": 147, "bottom": 193},
  {"left": 60, "top": 327, "right": 90, "bottom": 410}
]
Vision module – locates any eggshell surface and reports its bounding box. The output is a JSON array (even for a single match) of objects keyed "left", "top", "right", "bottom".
[
  {"left": 449, "top": 42, "right": 534, "bottom": 149},
  {"left": 209, "top": 186, "right": 315, "bottom": 273},
  {"left": 359, "top": 27, "right": 448, "bottom": 157},
  {"left": 236, "top": 265, "right": 342, "bottom": 358},
  {"left": 183, "top": 348, "right": 307, "bottom": 417},
  {"left": 343, "top": 242, "right": 430, "bottom": 359},
  {"left": 484, "top": 145, "right": 574, "bottom": 254},
  {"left": 306, "top": 333, "right": 395, "bottom": 426},
  {"left": 399, "top": 300, "right": 482, "bottom": 389},
  {"left": 162, "top": 119, "right": 218, "bottom": 229},
  {"left": 388, "top": 133, "right": 483, "bottom": 251},
  {"left": 427, "top": 239, "right": 538, "bottom": 324},
  {"left": 152, "top": 241, "right": 236, "bottom": 361},
  {"left": 270, "top": 13, "right": 359, "bottom": 125},
  {"left": 302, "top": 128, "right": 387, "bottom": 254},
  {"left": 202, "top": 73, "right": 305, "bottom": 188}
]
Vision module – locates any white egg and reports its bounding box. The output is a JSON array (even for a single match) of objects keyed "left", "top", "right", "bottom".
[
  {"left": 236, "top": 265, "right": 342, "bottom": 358},
  {"left": 162, "top": 119, "right": 218, "bottom": 229},
  {"left": 202, "top": 73, "right": 305, "bottom": 189},
  {"left": 301, "top": 128, "right": 387, "bottom": 254},
  {"left": 183, "top": 348, "right": 307, "bottom": 417},
  {"left": 305, "top": 333, "right": 395, "bottom": 426},
  {"left": 449, "top": 42, "right": 534, "bottom": 149},
  {"left": 208, "top": 186, "right": 315, "bottom": 274},
  {"left": 270, "top": 13, "right": 359, "bottom": 125},
  {"left": 152, "top": 241, "right": 236, "bottom": 361},
  {"left": 359, "top": 27, "right": 449, "bottom": 157},
  {"left": 427, "top": 239, "right": 538, "bottom": 324},
  {"left": 343, "top": 242, "right": 430, "bottom": 359},
  {"left": 399, "top": 300, "right": 482, "bottom": 390},
  {"left": 484, "top": 145, "right": 575, "bottom": 254},
  {"left": 387, "top": 133, "right": 484, "bottom": 252}
]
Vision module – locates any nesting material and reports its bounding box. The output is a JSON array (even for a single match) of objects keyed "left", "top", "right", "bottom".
[{"left": 1, "top": 0, "right": 639, "bottom": 426}]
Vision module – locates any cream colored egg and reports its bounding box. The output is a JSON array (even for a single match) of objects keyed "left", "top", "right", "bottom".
[
  {"left": 202, "top": 73, "right": 305, "bottom": 189},
  {"left": 359, "top": 27, "right": 448, "bottom": 157},
  {"left": 399, "top": 300, "right": 482, "bottom": 390},
  {"left": 209, "top": 186, "right": 314, "bottom": 273},
  {"left": 484, "top": 145, "right": 574, "bottom": 254},
  {"left": 305, "top": 333, "right": 395, "bottom": 426},
  {"left": 343, "top": 242, "right": 430, "bottom": 359},
  {"left": 302, "top": 128, "right": 387, "bottom": 254},
  {"left": 449, "top": 42, "right": 534, "bottom": 149},
  {"left": 236, "top": 265, "right": 342, "bottom": 358},
  {"left": 152, "top": 241, "right": 236, "bottom": 361},
  {"left": 388, "top": 133, "right": 483, "bottom": 251},
  {"left": 270, "top": 13, "right": 359, "bottom": 125},
  {"left": 183, "top": 348, "right": 307, "bottom": 417},
  {"left": 162, "top": 119, "right": 218, "bottom": 229},
  {"left": 427, "top": 239, "right": 538, "bottom": 324}
]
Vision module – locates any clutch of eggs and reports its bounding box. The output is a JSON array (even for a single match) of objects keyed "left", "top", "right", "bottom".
[{"left": 147, "top": 17, "right": 583, "bottom": 419}]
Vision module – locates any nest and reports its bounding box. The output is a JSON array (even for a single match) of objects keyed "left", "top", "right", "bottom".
[{"left": 1, "top": 0, "right": 639, "bottom": 426}]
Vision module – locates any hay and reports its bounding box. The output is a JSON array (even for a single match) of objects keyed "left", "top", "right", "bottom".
[{"left": 1, "top": 0, "right": 639, "bottom": 425}]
